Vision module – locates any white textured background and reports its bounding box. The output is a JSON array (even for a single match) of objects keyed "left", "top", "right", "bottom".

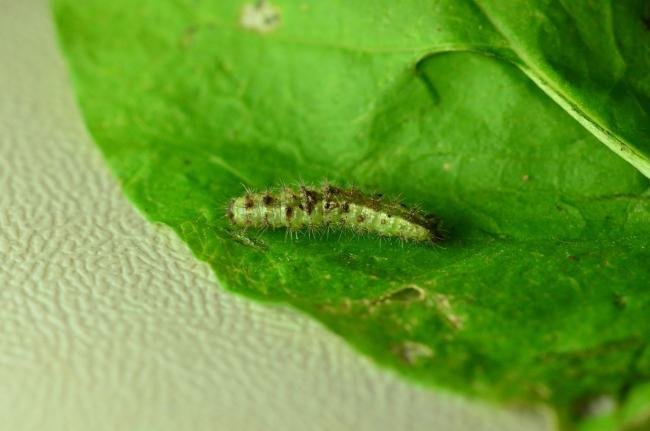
[{"left": 0, "top": 1, "right": 551, "bottom": 430}]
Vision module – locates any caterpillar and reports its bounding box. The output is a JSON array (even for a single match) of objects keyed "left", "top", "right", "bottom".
[{"left": 226, "top": 183, "right": 443, "bottom": 244}]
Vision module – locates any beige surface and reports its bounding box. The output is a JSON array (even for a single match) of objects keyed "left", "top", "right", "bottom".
[{"left": 0, "top": 1, "right": 551, "bottom": 430}]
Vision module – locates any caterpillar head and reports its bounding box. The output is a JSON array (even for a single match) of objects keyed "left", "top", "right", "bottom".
[{"left": 424, "top": 213, "right": 445, "bottom": 243}]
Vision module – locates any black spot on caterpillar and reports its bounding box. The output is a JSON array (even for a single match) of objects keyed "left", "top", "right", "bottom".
[
  {"left": 227, "top": 183, "right": 444, "bottom": 244},
  {"left": 262, "top": 194, "right": 274, "bottom": 206}
]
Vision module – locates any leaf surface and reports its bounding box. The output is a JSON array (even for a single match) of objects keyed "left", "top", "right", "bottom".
[{"left": 53, "top": 1, "right": 650, "bottom": 429}]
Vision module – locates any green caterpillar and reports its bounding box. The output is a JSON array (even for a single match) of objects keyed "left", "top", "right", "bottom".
[{"left": 227, "top": 183, "right": 443, "bottom": 244}]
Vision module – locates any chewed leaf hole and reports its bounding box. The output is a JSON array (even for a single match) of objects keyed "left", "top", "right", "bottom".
[
  {"left": 434, "top": 294, "right": 464, "bottom": 330},
  {"left": 384, "top": 285, "right": 426, "bottom": 302},
  {"left": 394, "top": 341, "right": 434, "bottom": 365},
  {"left": 240, "top": 0, "right": 281, "bottom": 33},
  {"left": 571, "top": 394, "right": 617, "bottom": 420}
]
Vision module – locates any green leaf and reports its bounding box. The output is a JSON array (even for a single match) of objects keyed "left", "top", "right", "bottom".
[
  {"left": 52, "top": 0, "right": 650, "bottom": 429},
  {"left": 472, "top": 0, "right": 650, "bottom": 178}
]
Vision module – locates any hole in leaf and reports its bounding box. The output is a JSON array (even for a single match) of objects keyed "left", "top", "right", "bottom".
[{"left": 385, "top": 285, "right": 425, "bottom": 302}]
